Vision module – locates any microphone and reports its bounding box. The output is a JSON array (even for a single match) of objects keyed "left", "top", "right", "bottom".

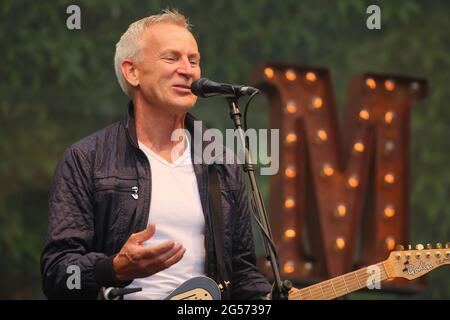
[
  {"left": 191, "top": 78, "right": 259, "bottom": 98},
  {"left": 100, "top": 287, "right": 142, "bottom": 300}
]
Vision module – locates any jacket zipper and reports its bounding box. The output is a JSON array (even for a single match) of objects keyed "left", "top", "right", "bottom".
[
  {"left": 136, "top": 148, "right": 152, "bottom": 231},
  {"left": 94, "top": 185, "right": 139, "bottom": 200}
]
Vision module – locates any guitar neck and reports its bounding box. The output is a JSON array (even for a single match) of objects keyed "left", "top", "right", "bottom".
[{"left": 290, "top": 261, "right": 391, "bottom": 300}]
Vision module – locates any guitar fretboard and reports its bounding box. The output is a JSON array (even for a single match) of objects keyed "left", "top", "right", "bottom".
[{"left": 289, "top": 262, "right": 391, "bottom": 300}]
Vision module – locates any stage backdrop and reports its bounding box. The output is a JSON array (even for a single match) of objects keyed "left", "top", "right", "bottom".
[{"left": 0, "top": 0, "right": 448, "bottom": 299}]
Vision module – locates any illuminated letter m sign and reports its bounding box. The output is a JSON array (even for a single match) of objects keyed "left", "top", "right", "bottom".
[{"left": 253, "top": 64, "right": 427, "bottom": 284}]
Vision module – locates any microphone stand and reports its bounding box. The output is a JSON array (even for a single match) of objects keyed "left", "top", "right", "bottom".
[
  {"left": 98, "top": 287, "right": 142, "bottom": 300},
  {"left": 225, "top": 97, "right": 291, "bottom": 300}
]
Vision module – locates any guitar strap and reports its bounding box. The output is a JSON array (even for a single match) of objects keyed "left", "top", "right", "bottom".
[{"left": 207, "top": 164, "right": 229, "bottom": 292}]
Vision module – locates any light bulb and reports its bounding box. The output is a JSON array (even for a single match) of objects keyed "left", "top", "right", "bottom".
[
  {"left": 285, "top": 69, "right": 297, "bottom": 81},
  {"left": 264, "top": 67, "right": 274, "bottom": 79}
]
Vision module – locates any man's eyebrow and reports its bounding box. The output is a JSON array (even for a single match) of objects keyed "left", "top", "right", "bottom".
[
  {"left": 189, "top": 52, "right": 201, "bottom": 60},
  {"left": 159, "top": 49, "right": 178, "bottom": 56},
  {"left": 159, "top": 49, "right": 200, "bottom": 60}
]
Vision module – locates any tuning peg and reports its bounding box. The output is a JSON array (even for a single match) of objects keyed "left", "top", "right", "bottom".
[
  {"left": 426, "top": 243, "right": 432, "bottom": 249},
  {"left": 436, "top": 242, "right": 442, "bottom": 249},
  {"left": 407, "top": 244, "right": 412, "bottom": 250},
  {"left": 445, "top": 242, "right": 450, "bottom": 249},
  {"left": 415, "top": 244, "right": 424, "bottom": 250},
  {"left": 395, "top": 244, "right": 404, "bottom": 251}
]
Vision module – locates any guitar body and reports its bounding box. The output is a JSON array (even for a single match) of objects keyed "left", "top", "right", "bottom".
[{"left": 165, "top": 276, "right": 222, "bottom": 300}]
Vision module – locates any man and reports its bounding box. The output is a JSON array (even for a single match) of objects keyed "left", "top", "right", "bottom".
[{"left": 41, "top": 9, "right": 272, "bottom": 300}]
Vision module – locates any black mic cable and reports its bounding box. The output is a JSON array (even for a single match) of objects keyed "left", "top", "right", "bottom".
[{"left": 102, "top": 287, "right": 142, "bottom": 300}]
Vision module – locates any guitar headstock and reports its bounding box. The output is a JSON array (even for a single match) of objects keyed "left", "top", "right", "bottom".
[{"left": 386, "top": 242, "right": 450, "bottom": 280}]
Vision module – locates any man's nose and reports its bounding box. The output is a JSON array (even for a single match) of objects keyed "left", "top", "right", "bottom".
[{"left": 176, "top": 57, "right": 194, "bottom": 77}]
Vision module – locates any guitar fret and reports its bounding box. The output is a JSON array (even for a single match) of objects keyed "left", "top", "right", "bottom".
[
  {"left": 307, "top": 284, "right": 321, "bottom": 300},
  {"left": 329, "top": 280, "right": 337, "bottom": 298},
  {"left": 322, "top": 281, "right": 330, "bottom": 300},
  {"left": 308, "top": 286, "right": 313, "bottom": 299},
  {"left": 318, "top": 283, "right": 326, "bottom": 299},
  {"left": 301, "top": 289, "right": 310, "bottom": 300},
  {"left": 342, "top": 275, "right": 349, "bottom": 293},
  {"left": 320, "top": 281, "right": 334, "bottom": 300},
  {"left": 354, "top": 271, "right": 362, "bottom": 288},
  {"left": 361, "top": 267, "right": 375, "bottom": 289},
  {"left": 349, "top": 272, "right": 363, "bottom": 292},
  {"left": 343, "top": 273, "right": 358, "bottom": 292},
  {"left": 332, "top": 276, "right": 347, "bottom": 296},
  {"left": 356, "top": 268, "right": 368, "bottom": 289},
  {"left": 319, "top": 284, "right": 325, "bottom": 299},
  {"left": 381, "top": 262, "right": 389, "bottom": 279},
  {"left": 312, "top": 284, "right": 324, "bottom": 300}
]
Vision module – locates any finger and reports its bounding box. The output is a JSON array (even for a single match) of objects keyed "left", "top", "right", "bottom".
[
  {"left": 160, "top": 246, "right": 186, "bottom": 269},
  {"left": 289, "top": 287, "right": 300, "bottom": 294},
  {"left": 131, "top": 223, "right": 156, "bottom": 244},
  {"left": 147, "top": 245, "right": 185, "bottom": 274},
  {"left": 156, "top": 243, "right": 185, "bottom": 266},
  {"left": 139, "top": 240, "right": 176, "bottom": 259}
]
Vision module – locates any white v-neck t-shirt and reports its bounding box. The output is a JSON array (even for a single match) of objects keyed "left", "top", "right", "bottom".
[{"left": 125, "top": 138, "right": 206, "bottom": 300}]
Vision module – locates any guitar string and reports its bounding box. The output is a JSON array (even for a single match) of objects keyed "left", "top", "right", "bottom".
[
  {"left": 291, "top": 268, "right": 388, "bottom": 300},
  {"left": 294, "top": 267, "right": 388, "bottom": 300},
  {"left": 290, "top": 255, "right": 441, "bottom": 300},
  {"left": 292, "top": 264, "right": 391, "bottom": 300},
  {"left": 288, "top": 259, "right": 409, "bottom": 300}
]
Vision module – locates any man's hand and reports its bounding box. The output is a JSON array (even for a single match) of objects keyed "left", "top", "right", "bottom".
[
  {"left": 288, "top": 287, "right": 300, "bottom": 298},
  {"left": 112, "top": 223, "right": 185, "bottom": 282}
]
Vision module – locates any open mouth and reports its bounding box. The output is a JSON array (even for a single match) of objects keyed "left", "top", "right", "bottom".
[{"left": 173, "top": 84, "right": 191, "bottom": 91}]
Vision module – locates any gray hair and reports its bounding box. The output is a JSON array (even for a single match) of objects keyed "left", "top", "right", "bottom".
[{"left": 114, "top": 9, "right": 191, "bottom": 97}]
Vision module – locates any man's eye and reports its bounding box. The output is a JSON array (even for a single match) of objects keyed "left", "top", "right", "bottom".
[
  {"left": 164, "top": 56, "right": 176, "bottom": 61},
  {"left": 190, "top": 60, "right": 199, "bottom": 65}
]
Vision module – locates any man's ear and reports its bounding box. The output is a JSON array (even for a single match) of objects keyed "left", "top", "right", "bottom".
[{"left": 121, "top": 59, "right": 139, "bottom": 88}]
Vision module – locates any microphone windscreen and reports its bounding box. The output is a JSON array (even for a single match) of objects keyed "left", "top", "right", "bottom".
[{"left": 190, "top": 78, "right": 209, "bottom": 97}]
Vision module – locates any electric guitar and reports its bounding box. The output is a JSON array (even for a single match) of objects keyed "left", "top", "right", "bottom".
[{"left": 165, "top": 243, "right": 450, "bottom": 300}]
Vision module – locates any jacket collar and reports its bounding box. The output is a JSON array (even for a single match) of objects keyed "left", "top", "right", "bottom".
[{"left": 124, "top": 101, "right": 139, "bottom": 148}]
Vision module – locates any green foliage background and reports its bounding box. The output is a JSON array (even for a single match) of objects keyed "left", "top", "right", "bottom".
[{"left": 0, "top": 0, "right": 448, "bottom": 299}]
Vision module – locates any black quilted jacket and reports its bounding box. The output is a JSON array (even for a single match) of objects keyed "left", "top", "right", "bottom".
[{"left": 40, "top": 102, "right": 271, "bottom": 300}]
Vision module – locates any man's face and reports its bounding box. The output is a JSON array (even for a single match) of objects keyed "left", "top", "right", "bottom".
[{"left": 133, "top": 23, "right": 201, "bottom": 113}]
